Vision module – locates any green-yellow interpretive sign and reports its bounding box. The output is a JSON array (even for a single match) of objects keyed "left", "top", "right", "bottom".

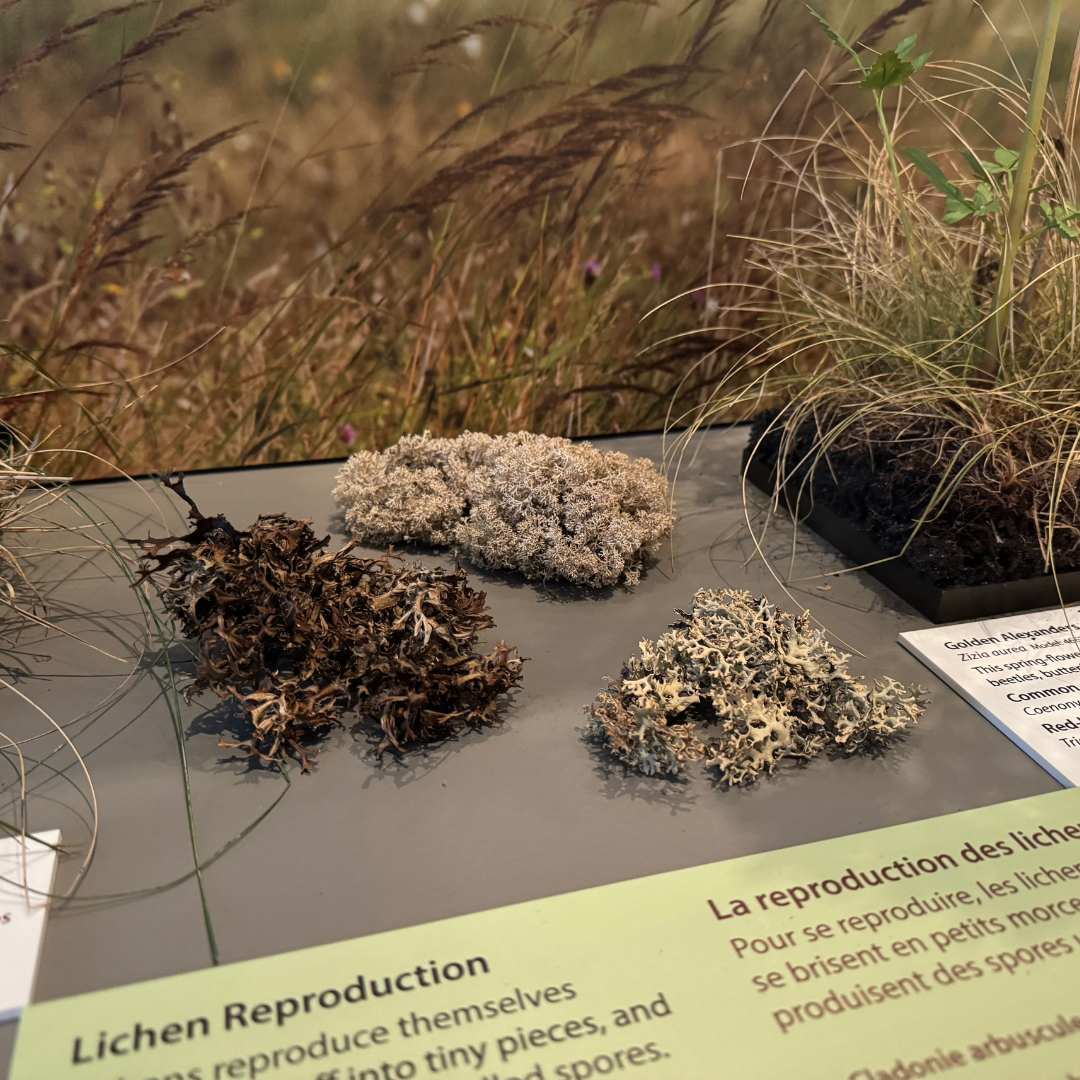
[{"left": 14, "top": 788, "right": 1080, "bottom": 1080}]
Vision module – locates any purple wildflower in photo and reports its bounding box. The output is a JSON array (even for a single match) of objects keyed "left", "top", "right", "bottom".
[
  {"left": 339, "top": 422, "right": 358, "bottom": 446},
  {"left": 583, "top": 258, "right": 604, "bottom": 285},
  {"left": 651, "top": 262, "right": 662, "bottom": 283}
]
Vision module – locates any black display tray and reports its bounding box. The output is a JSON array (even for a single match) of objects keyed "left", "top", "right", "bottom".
[{"left": 742, "top": 453, "right": 1080, "bottom": 624}]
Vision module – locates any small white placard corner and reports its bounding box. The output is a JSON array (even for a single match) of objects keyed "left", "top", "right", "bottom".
[
  {"left": 0, "top": 829, "right": 61, "bottom": 1024},
  {"left": 900, "top": 605, "right": 1080, "bottom": 786}
]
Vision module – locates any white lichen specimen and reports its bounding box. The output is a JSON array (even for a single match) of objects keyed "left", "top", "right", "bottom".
[
  {"left": 586, "top": 589, "right": 924, "bottom": 784},
  {"left": 333, "top": 431, "right": 673, "bottom": 587},
  {"left": 331, "top": 433, "right": 472, "bottom": 546}
]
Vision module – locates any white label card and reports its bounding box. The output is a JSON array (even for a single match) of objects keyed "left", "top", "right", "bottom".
[
  {"left": 0, "top": 830, "right": 60, "bottom": 1024},
  {"left": 900, "top": 606, "right": 1080, "bottom": 787}
]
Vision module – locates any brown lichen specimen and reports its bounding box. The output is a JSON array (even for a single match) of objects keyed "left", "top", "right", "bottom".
[
  {"left": 587, "top": 588, "right": 925, "bottom": 785},
  {"left": 134, "top": 475, "right": 524, "bottom": 770},
  {"left": 333, "top": 431, "right": 674, "bottom": 588}
]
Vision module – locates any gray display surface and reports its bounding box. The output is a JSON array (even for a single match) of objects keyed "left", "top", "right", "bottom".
[{"left": 0, "top": 428, "right": 1060, "bottom": 1077}]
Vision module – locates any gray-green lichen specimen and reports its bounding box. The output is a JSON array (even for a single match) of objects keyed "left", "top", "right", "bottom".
[
  {"left": 587, "top": 589, "right": 925, "bottom": 784},
  {"left": 333, "top": 431, "right": 673, "bottom": 588}
]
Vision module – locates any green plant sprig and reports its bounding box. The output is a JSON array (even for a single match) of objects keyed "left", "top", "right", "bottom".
[
  {"left": 812, "top": 0, "right": 1072, "bottom": 386},
  {"left": 903, "top": 144, "right": 1080, "bottom": 248},
  {"left": 981, "top": 0, "right": 1066, "bottom": 383},
  {"left": 807, "top": 8, "right": 930, "bottom": 334},
  {"left": 900, "top": 146, "right": 1017, "bottom": 238}
]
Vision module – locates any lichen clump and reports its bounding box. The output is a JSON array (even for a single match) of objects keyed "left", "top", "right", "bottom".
[
  {"left": 587, "top": 589, "right": 924, "bottom": 784},
  {"left": 136, "top": 476, "right": 524, "bottom": 770},
  {"left": 333, "top": 431, "right": 673, "bottom": 587}
]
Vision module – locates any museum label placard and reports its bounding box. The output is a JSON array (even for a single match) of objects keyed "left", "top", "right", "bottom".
[
  {"left": 901, "top": 605, "right": 1080, "bottom": 786},
  {"left": 1, "top": 830, "right": 60, "bottom": 1023},
  {"left": 13, "top": 793, "right": 1080, "bottom": 1077}
]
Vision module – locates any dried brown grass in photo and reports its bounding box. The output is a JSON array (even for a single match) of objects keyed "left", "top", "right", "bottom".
[{"left": 0, "top": 0, "right": 1010, "bottom": 478}]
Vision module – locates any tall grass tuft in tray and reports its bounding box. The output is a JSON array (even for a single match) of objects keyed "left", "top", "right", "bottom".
[{"left": 671, "top": 1, "right": 1080, "bottom": 588}]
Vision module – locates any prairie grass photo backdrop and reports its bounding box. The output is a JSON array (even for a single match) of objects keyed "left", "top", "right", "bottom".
[{"left": 0, "top": 0, "right": 1047, "bottom": 478}]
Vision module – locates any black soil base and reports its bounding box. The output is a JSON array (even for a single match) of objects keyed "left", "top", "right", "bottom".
[{"left": 747, "top": 412, "right": 1080, "bottom": 592}]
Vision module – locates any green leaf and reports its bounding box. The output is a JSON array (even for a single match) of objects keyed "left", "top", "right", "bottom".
[
  {"left": 962, "top": 147, "right": 1016, "bottom": 179},
  {"left": 861, "top": 50, "right": 914, "bottom": 91},
  {"left": 909, "top": 51, "right": 931, "bottom": 73},
  {"left": 942, "top": 195, "right": 973, "bottom": 224},
  {"left": 993, "top": 147, "right": 1019, "bottom": 170},
  {"left": 895, "top": 34, "right": 917, "bottom": 59},
  {"left": 901, "top": 146, "right": 962, "bottom": 198},
  {"left": 1039, "top": 200, "right": 1080, "bottom": 241},
  {"left": 962, "top": 151, "right": 991, "bottom": 184},
  {"left": 971, "top": 185, "right": 1000, "bottom": 216},
  {"left": 805, "top": 5, "right": 866, "bottom": 71}
]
